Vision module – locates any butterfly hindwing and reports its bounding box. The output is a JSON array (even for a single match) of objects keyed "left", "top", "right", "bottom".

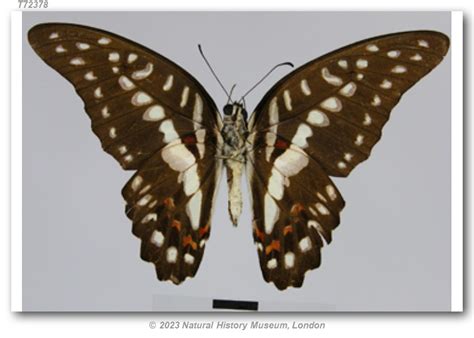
[
  {"left": 247, "top": 31, "right": 449, "bottom": 289},
  {"left": 28, "top": 23, "right": 224, "bottom": 284}
]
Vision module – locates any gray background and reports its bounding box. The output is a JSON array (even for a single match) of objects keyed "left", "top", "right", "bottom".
[{"left": 22, "top": 11, "right": 451, "bottom": 311}]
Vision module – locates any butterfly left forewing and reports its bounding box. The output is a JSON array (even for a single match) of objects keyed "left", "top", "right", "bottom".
[
  {"left": 28, "top": 23, "right": 224, "bottom": 284},
  {"left": 247, "top": 31, "right": 449, "bottom": 289}
]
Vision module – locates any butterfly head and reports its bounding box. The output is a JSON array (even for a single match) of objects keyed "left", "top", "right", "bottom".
[{"left": 223, "top": 102, "right": 248, "bottom": 122}]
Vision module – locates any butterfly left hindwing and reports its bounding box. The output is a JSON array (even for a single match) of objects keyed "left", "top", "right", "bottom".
[
  {"left": 28, "top": 23, "right": 224, "bottom": 284},
  {"left": 247, "top": 31, "right": 449, "bottom": 290}
]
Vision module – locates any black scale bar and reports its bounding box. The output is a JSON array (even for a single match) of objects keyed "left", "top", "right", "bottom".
[{"left": 213, "top": 299, "right": 258, "bottom": 311}]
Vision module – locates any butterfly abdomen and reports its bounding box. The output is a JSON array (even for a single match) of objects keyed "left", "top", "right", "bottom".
[{"left": 221, "top": 104, "right": 248, "bottom": 226}]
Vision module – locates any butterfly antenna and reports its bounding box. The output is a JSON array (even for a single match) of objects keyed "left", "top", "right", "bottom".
[
  {"left": 239, "top": 62, "right": 294, "bottom": 102},
  {"left": 227, "top": 84, "right": 237, "bottom": 103},
  {"left": 198, "top": 44, "right": 231, "bottom": 100}
]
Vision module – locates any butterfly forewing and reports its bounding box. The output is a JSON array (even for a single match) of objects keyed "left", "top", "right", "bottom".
[
  {"left": 28, "top": 23, "right": 223, "bottom": 284},
  {"left": 247, "top": 31, "right": 449, "bottom": 289}
]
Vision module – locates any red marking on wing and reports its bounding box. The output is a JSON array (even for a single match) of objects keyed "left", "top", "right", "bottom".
[
  {"left": 275, "top": 138, "right": 289, "bottom": 149},
  {"left": 183, "top": 134, "right": 197, "bottom": 145},
  {"left": 198, "top": 223, "right": 210, "bottom": 238}
]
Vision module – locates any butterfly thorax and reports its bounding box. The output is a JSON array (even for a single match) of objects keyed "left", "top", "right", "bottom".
[{"left": 221, "top": 103, "right": 248, "bottom": 226}]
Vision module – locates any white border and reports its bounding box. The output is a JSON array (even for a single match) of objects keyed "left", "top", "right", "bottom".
[
  {"left": 450, "top": 10, "right": 463, "bottom": 312},
  {"left": 11, "top": 11, "right": 23, "bottom": 312}
]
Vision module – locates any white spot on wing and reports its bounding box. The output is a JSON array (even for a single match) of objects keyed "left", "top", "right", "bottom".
[
  {"left": 410, "top": 53, "right": 423, "bottom": 61},
  {"left": 316, "top": 202, "right": 330, "bottom": 215},
  {"left": 101, "top": 106, "right": 110, "bottom": 118},
  {"left": 186, "top": 190, "right": 202, "bottom": 230},
  {"left": 159, "top": 119, "right": 180, "bottom": 143},
  {"left": 264, "top": 193, "right": 279, "bottom": 234},
  {"left": 307, "top": 109, "right": 329, "bottom": 127},
  {"left": 355, "top": 134, "right": 364, "bottom": 146},
  {"left": 150, "top": 230, "right": 164, "bottom": 247},
  {"left": 268, "top": 168, "right": 285, "bottom": 200},
  {"left": 55, "top": 45, "right": 66, "bottom": 53},
  {"left": 180, "top": 86, "right": 190, "bottom": 107},
  {"left": 141, "top": 213, "right": 157, "bottom": 223},
  {"left": 76, "top": 42, "right": 90, "bottom": 50},
  {"left": 299, "top": 236, "right": 312, "bottom": 252},
  {"left": 320, "top": 97, "right": 342, "bottom": 112},
  {"left": 94, "top": 87, "right": 103, "bottom": 98},
  {"left": 291, "top": 123, "right": 313, "bottom": 149},
  {"left": 182, "top": 165, "right": 200, "bottom": 196},
  {"left": 131, "top": 91, "right": 153, "bottom": 106},
  {"left": 391, "top": 65, "right": 407, "bottom": 73},
  {"left": 387, "top": 50, "right": 401, "bottom": 58},
  {"left": 166, "top": 247, "right": 178, "bottom": 263},
  {"left": 283, "top": 90, "right": 292, "bottom": 111},
  {"left": 84, "top": 71, "right": 97, "bottom": 81},
  {"left": 118, "top": 76, "right": 136, "bottom": 91},
  {"left": 356, "top": 59, "right": 368, "bottom": 69},
  {"left": 109, "top": 127, "right": 116, "bottom": 138},
  {"left": 300, "top": 79, "right": 311, "bottom": 96},
  {"left": 49, "top": 32, "right": 59, "bottom": 39},
  {"left": 132, "top": 62, "right": 154, "bottom": 80},
  {"left": 339, "top": 82, "right": 357, "bottom": 97},
  {"left": 142, "top": 105, "right": 165, "bottom": 121},
  {"left": 338, "top": 59, "right": 348, "bottom": 69},
  {"left": 366, "top": 44, "right": 379, "bottom": 52},
  {"left": 163, "top": 75, "right": 174, "bottom": 91},
  {"left": 98, "top": 37, "right": 111, "bottom": 45},
  {"left": 321, "top": 67, "right": 343, "bottom": 86},
  {"left": 284, "top": 252, "right": 295, "bottom": 269},
  {"left": 127, "top": 53, "right": 138, "bottom": 63},
  {"left": 371, "top": 95, "right": 381, "bottom": 106},
  {"left": 161, "top": 140, "right": 196, "bottom": 171},
  {"left": 363, "top": 113, "right": 372, "bottom": 126},
  {"left": 184, "top": 253, "right": 195, "bottom": 265},
  {"left": 137, "top": 194, "right": 152, "bottom": 206},
  {"left": 131, "top": 175, "right": 143, "bottom": 191},
  {"left": 418, "top": 39, "right": 429, "bottom": 48},
  {"left": 380, "top": 79, "right": 392, "bottom": 89},
  {"left": 70, "top": 57, "right": 85, "bottom": 66},
  {"left": 326, "top": 185, "right": 337, "bottom": 200},
  {"left": 267, "top": 258, "right": 278, "bottom": 270},
  {"left": 108, "top": 52, "right": 120, "bottom": 62}
]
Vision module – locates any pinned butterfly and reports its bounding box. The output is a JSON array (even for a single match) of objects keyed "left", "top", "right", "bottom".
[{"left": 28, "top": 24, "right": 449, "bottom": 290}]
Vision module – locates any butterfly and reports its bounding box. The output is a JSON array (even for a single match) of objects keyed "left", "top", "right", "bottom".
[{"left": 28, "top": 23, "right": 449, "bottom": 290}]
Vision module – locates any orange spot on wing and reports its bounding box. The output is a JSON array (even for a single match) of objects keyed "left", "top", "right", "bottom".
[
  {"left": 254, "top": 226, "right": 265, "bottom": 242},
  {"left": 198, "top": 223, "right": 210, "bottom": 238},
  {"left": 265, "top": 240, "right": 281, "bottom": 255},
  {"left": 163, "top": 197, "right": 175, "bottom": 210},
  {"left": 283, "top": 225, "right": 293, "bottom": 235},
  {"left": 290, "top": 203, "right": 305, "bottom": 216},
  {"left": 182, "top": 235, "right": 197, "bottom": 250},
  {"left": 171, "top": 219, "right": 182, "bottom": 231}
]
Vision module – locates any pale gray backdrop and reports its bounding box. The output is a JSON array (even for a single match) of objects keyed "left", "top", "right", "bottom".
[{"left": 22, "top": 11, "right": 451, "bottom": 311}]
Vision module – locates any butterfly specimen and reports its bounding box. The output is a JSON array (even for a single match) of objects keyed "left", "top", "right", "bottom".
[{"left": 28, "top": 23, "right": 449, "bottom": 290}]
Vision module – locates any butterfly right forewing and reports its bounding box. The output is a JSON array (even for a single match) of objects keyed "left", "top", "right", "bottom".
[
  {"left": 28, "top": 23, "right": 224, "bottom": 284},
  {"left": 246, "top": 31, "right": 449, "bottom": 289}
]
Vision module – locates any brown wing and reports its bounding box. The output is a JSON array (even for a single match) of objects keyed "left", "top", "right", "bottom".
[
  {"left": 28, "top": 23, "right": 224, "bottom": 284},
  {"left": 246, "top": 31, "right": 450, "bottom": 290}
]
